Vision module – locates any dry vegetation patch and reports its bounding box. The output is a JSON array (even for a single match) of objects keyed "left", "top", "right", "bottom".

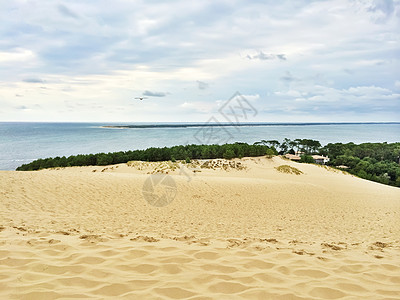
[{"left": 275, "top": 165, "right": 303, "bottom": 175}]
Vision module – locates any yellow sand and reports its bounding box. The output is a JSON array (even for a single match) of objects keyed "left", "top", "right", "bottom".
[{"left": 0, "top": 156, "right": 399, "bottom": 299}]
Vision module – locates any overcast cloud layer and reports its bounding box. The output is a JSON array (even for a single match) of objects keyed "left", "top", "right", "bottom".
[{"left": 0, "top": 0, "right": 399, "bottom": 122}]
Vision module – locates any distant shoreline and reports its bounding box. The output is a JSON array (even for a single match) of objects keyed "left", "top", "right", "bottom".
[{"left": 101, "top": 122, "right": 400, "bottom": 129}]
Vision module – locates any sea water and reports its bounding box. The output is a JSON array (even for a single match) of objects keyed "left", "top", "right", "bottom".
[{"left": 0, "top": 122, "right": 399, "bottom": 170}]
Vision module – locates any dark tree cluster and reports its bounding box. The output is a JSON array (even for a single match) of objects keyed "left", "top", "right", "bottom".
[
  {"left": 255, "top": 138, "right": 321, "bottom": 155},
  {"left": 16, "top": 143, "right": 274, "bottom": 171},
  {"left": 320, "top": 142, "right": 400, "bottom": 187},
  {"left": 256, "top": 138, "right": 400, "bottom": 187},
  {"left": 16, "top": 138, "right": 400, "bottom": 188}
]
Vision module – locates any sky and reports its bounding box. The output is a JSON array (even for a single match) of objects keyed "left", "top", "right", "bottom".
[{"left": 0, "top": 0, "right": 399, "bottom": 123}]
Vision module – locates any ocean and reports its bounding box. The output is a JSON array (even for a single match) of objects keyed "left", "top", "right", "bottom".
[{"left": 1, "top": 122, "right": 399, "bottom": 171}]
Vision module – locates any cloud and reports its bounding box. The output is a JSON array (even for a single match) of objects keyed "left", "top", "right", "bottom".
[
  {"left": 343, "top": 68, "right": 354, "bottom": 75},
  {"left": 246, "top": 51, "right": 286, "bottom": 61},
  {"left": 22, "top": 78, "right": 44, "bottom": 83},
  {"left": 272, "top": 84, "right": 400, "bottom": 116},
  {"left": 280, "top": 72, "right": 299, "bottom": 83},
  {"left": 0, "top": 48, "right": 36, "bottom": 64},
  {"left": 196, "top": 80, "right": 209, "bottom": 90},
  {"left": 276, "top": 54, "right": 287, "bottom": 61},
  {"left": 143, "top": 90, "right": 167, "bottom": 97},
  {"left": 368, "top": 0, "right": 395, "bottom": 18},
  {"left": 15, "top": 105, "right": 28, "bottom": 110},
  {"left": 0, "top": 0, "right": 398, "bottom": 122},
  {"left": 57, "top": 4, "right": 79, "bottom": 19},
  {"left": 275, "top": 90, "right": 302, "bottom": 98},
  {"left": 346, "top": 85, "right": 393, "bottom": 97},
  {"left": 241, "top": 94, "right": 260, "bottom": 102},
  {"left": 180, "top": 101, "right": 214, "bottom": 113}
]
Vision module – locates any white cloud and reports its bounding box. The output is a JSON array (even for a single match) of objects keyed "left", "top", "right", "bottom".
[
  {"left": 143, "top": 90, "right": 167, "bottom": 97},
  {"left": 180, "top": 101, "right": 214, "bottom": 113},
  {"left": 241, "top": 94, "right": 260, "bottom": 102},
  {"left": 0, "top": 48, "right": 36, "bottom": 64},
  {"left": 272, "top": 84, "right": 400, "bottom": 116},
  {"left": 347, "top": 85, "right": 393, "bottom": 96},
  {"left": 0, "top": 0, "right": 398, "bottom": 121}
]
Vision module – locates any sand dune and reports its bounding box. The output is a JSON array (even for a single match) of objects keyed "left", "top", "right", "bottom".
[{"left": 1, "top": 156, "right": 399, "bottom": 299}]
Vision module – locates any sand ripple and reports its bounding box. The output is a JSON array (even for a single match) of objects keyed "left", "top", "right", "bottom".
[
  {"left": 1, "top": 157, "right": 400, "bottom": 299},
  {"left": 1, "top": 229, "right": 400, "bottom": 299}
]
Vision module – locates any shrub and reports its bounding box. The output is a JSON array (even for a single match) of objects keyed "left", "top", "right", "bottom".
[
  {"left": 275, "top": 165, "right": 303, "bottom": 175},
  {"left": 357, "top": 169, "right": 368, "bottom": 179},
  {"left": 265, "top": 148, "right": 275, "bottom": 158},
  {"left": 300, "top": 155, "right": 314, "bottom": 163}
]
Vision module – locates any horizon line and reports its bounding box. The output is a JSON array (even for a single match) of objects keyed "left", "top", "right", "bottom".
[{"left": 1, "top": 121, "right": 400, "bottom": 125}]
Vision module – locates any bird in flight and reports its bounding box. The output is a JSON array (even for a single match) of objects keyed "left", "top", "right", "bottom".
[{"left": 135, "top": 97, "right": 148, "bottom": 101}]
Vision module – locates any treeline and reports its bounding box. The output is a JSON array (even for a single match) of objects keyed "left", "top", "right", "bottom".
[
  {"left": 255, "top": 138, "right": 322, "bottom": 154},
  {"left": 257, "top": 138, "right": 400, "bottom": 187},
  {"left": 320, "top": 142, "right": 400, "bottom": 187},
  {"left": 16, "top": 138, "right": 400, "bottom": 188},
  {"left": 16, "top": 143, "right": 275, "bottom": 171}
]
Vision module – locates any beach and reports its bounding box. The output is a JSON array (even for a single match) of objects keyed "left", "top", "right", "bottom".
[{"left": 1, "top": 156, "right": 399, "bottom": 299}]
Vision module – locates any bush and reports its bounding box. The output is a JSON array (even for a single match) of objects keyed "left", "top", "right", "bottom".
[
  {"left": 265, "top": 148, "right": 275, "bottom": 158},
  {"left": 395, "top": 176, "right": 400, "bottom": 187},
  {"left": 275, "top": 165, "right": 303, "bottom": 175},
  {"left": 300, "top": 155, "right": 314, "bottom": 163},
  {"left": 357, "top": 169, "right": 368, "bottom": 179}
]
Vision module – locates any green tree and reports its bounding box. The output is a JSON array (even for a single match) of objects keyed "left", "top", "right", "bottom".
[
  {"left": 97, "top": 153, "right": 113, "bottom": 165},
  {"left": 223, "top": 149, "right": 235, "bottom": 160},
  {"left": 300, "top": 155, "right": 314, "bottom": 163},
  {"left": 265, "top": 148, "right": 275, "bottom": 158},
  {"left": 395, "top": 176, "right": 400, "bottom": 187},
  {"left": 201, "top": 146, "right": 212, "bottom": 159},
  {"left": 357, "top": 169, "right": 368, "bottom": 179}
]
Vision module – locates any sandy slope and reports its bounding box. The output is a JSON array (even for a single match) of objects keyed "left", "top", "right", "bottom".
[{"left": 0, "top": 156, "right": 399, "bottom": 299}]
